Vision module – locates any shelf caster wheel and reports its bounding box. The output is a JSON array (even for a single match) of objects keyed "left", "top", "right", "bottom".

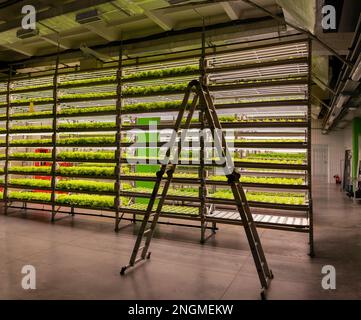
[
  {"left": 147, "top": 252, "right": 151, "bottom": 260},
  {"left": 120, "top": 266, "right": 127, "bottom": 276},
  {"left": 308, "top": 251, "right": 315, "bottom": 258}
]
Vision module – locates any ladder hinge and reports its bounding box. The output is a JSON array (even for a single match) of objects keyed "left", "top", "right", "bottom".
[
  {"left": 226, "top": 171, "right": 241, "bottom": 183},
  {"left": 166, "top": 169, "right": 174, "bottom": 178},
  {"left": 156, "top": 170, "right": 165, "bottom": 178}
]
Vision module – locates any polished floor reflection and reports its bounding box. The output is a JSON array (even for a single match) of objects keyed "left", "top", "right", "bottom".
[{"left": 0, "top": 182, "right": 360, "bottom": 299}]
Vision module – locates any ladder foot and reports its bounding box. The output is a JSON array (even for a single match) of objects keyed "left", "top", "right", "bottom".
[
  {"left": 120, "top": 266, "right": 127, "bottom": 276},
  {"left": 269, "top": 269, "right": 274, "bottom": 279},
  {"left": 114, "top": 221, "right": 120, "bottom": 232},
  {"left": 260, "top": 290, "right": 267, "bottom": 300}
]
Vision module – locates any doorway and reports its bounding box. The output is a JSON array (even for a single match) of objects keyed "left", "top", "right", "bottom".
[{"left": 312, "top": 144, "right": 329, "bottom": 183}]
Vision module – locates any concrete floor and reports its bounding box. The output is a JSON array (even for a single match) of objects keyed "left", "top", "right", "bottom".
[{"left": 0, "top": 182, "right": 360, "bottom": 300}]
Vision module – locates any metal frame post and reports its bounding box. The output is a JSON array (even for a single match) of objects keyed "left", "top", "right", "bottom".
[
  {"left": 3, "top": 67, "right": 11, "bottom": 215},
  {"left": 199, "top": 26, "right": 207, "bottom": 243},
  {"left": 307, "top": 38, "right": 314, "bottom": 257},
  {"left": 51, "top": 52, "right": 60, "bottom": 222},
  {"left": 115, "top": 43, "right": 123, "bottom": 231}
]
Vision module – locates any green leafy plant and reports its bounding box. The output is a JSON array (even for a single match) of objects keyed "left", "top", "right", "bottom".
[
  {"left": 58, "top": 166, "right": 115, "bottom": 177},
  {"left": 122, "top": 83, "right": 188, "bottom": 97},
  {"left": 10, "top": 151, "right": 116, "bottom": 161},
  {"left": 234, "top": 158, "right": 304, "bottom": 165},
  {"left": 123, "top": 65, "right": 199, "bottom": 81},
  {"left": 0, "top": 83, "right": 189, "bottom": 107},
  {"left": 1, "top": 110, "right": 53, "bottom": 120},
  {"left": 7, "top": 178, "right": 130, "bottom": 193},
  {"left": 58, "top": 122, "right": 116, "bottom": 130},
  {"left": 121, "top": 185, "right": 306, "bottom": 205},
  {"left": 77, "top": 163, "right": 116, "bottom": 167},
  {"left": 9, "top": 166, "right": 52, "bottom": 174},
  {"left": 57, "top": 151, "right": 115, "bottom": 161},
  {"left": 10, "top": 152, "right": 52, "bottom": 159},
  {"left": 0, "top": 65, "right": 199, "bottom": 95},
  {"left": 9, "top": 125, "right": 52, "bottom": 132},
  {"left": 9, "top": 138, "right": 52, "bottom": 146},
  {"left": 57, "top": 136, "right": 116, "bottom": 146},
  {"left": 59, "top": 105, "right": 115, "bottom": 116},
  {"left": 234, "top": 139, "right": 304, "bottom": 143},
  {"left": 8, "top": 191, "right": 51, "bottom": 202},
  {"left": 245, "top": 152, "right": 306, "bottom": 160},
  {"left": 209, "top": 189, "right": 305, "bottom": 205},
  {"left": 127, "top": 203, "right": 199, "bottom": 216},
  {"left": 209, "top": 175, "right": 304, "bottom": 185},
  {"left": 8, "top": 165, "right": 118, "bottom": 177},
  {"left": 56, "top": 193, "right": 116, "bottom": 208},
  {"left": 2, "top": 191, "right": 130, "bottom": 208},
  {"left": 0, "top": 83, "right": 52, "bottom": 94},
  {"left": 9, "top": 178, "right": 50, "bottom": 188},
  {"left": 57, "top": 180, "right": 112, "bottom": 192}
]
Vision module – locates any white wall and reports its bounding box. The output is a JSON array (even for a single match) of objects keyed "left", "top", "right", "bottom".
[
  {"left": 343, "top": 123, "right": 353, "bottom": 150},
  {"left": 311, "top": 120, "right": 352, "bottom": 183}
]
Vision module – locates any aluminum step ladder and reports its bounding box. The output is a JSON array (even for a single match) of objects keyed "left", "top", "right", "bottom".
[{"left": 120, "top": 80, "right": 273, "bottom": 299}]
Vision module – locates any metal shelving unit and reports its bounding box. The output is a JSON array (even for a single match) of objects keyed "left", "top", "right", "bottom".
[
  {"left": 0, "top": 35, "right": 313, "bottom": 254},
  {"left": 200, "top": 37, "right": 312, "bottom": 254},
  {"left": 50, "top": 54, "right": 60, "bottom": 222}
]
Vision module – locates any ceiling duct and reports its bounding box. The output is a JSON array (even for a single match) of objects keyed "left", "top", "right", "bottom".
[{"left": 16, "top": 28, "right": 39, "bottom": 39}]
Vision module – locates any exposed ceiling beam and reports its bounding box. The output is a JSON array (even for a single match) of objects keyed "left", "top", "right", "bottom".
[
  {"left": 115, "top": 0, "right": 144, "bottom": 16},
  {"left": 240, "top": 0, "right": 352, "bottom": 68},
  {"left": 80, "top": 44, "right": 114, "bottom": 62},
  {"left": 115, "top": 0, "right": 173, "bottom": 31},
  {"left": 144, "top": 10, "right": 173, "bottom": 31},
  {"left": 10, "top": 15, "right": 282, "bottom": 66},
  {"left": 36, "top": 20, "right": 72, "bottom": 50},
  {"left": 39, "top": 35, "right": 71, "bottom": 50},
  {"left": 82, "top": 21, "right": 120, "bottom": 42},
  {"left": 0, "top": 0, "right": 113, "bottom": 33},
  {"left": 313, "top": 33, "right": 355, "bottom": 56},
  {"left": 222, "top": 2, "right": 241, "bottom": 20},
  {"left": 1, "top": 42, "right": 34, "bottom": 56},
  {"left": 160, "top": 2, "right": 212, "bottom": 14},
  {"left": 109, "top": 19, "right": 283, "bottom": 56}
]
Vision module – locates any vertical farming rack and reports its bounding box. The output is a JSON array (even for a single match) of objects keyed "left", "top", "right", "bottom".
[{"left": 0, "top": 35, "right": 313, "bottom": 255}]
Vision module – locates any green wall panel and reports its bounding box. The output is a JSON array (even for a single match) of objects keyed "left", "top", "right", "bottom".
[
  {"left": 135, "top": 117, "right": 160, "bottom": 204},
  {"left": 352, "top": 117, "right": 361, "bottom": 179}
]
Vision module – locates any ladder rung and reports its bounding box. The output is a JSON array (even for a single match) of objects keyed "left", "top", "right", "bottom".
[
  {"left": 122, "top": 82, "right": 272, "bottom": 291},
  {"left": 134, "top": 257, "right": 144, "bottom": 264}
]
